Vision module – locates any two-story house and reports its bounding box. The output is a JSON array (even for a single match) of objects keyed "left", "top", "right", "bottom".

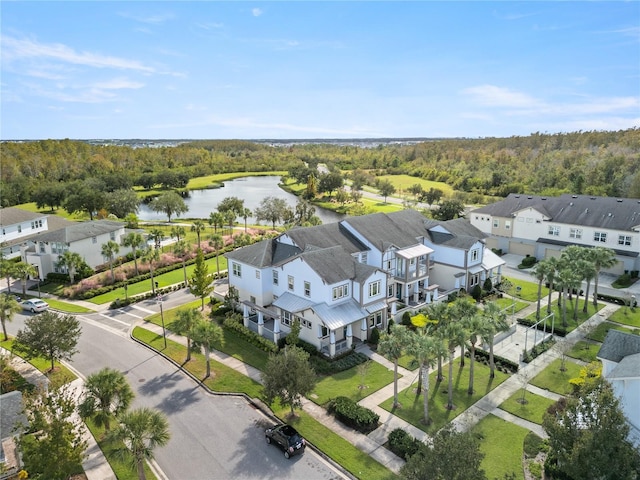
[
  {"left": 225, "top": 209, "right": 500, "bottom": 357},
  {"left": 0, "top": 207, "right": 52, "bottom": 259},
  {"left": 24, "top": 220, "right": 133, "bottom": 279},
  {"left": 470, "top": 194, "right": 640, "bottom": 274}
]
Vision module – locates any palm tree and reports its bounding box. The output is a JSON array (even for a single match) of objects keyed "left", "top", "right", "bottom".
[
  {"left": 191, "top": 318, "right": 224, "bottom": 378},
  {"left": 56, "top": 250, "right": 84, "bottom": 284},
  {"left": 0, "top": 258, "right": 16, "bottom": 294},
  {"left": 108, "top": 407, "right": 170, "bottom": 480},
  {"left": 208, "top": 211, "right": 224, "bottom": 233},
  {"left": 543, "top": 256, "right": 559, "bottom": 314},
  {"left": 556, "top": 265, "right": 581, "bottom": 327},
  {"left": 590, "top": 247, "right": 617, "bottom": 308},
  {"left": 580, "top": 259, "right": 597, "bottom": 314},
  {"left": 463, "top": 313, "right": 484, "bottom": 395},
  {"left": 404, "top": 328, "right": 441, "bottom": 424},
  {"left": 208, "top": 234, "right": 224, "bottom": 277},
  {"left": 141, "top": 247, "right": 160, "bottom": 295},
  {"left": 101, "top": 240, "right": 120, "bottom": 284},
  {"left": 13, "top": 262, "right": 36, "bottom": 296},
  {"left": 123, "top": 232, "right": 145, "bottom": 276},
  {"left": 443, "top": 321, "right": 467, "bottom": 410},
  {"left": 241, "top": 207, "right": 252, "bottom": 232},
  {"left": 170, "top": 225, "right": 185, "bottom": 242},
  {"left": 191, "top": 220, "right": 206, "bottom": 247},
  {"left": 377, "top": 324, "right": 409, "bottom": 408},
  {"left": 148, "top": 228, "right": 164, "bottom": 250},
  {"left": 425, "top": 301, "right": 449, "bottom": 381},
  {"left": 531, "top": 259, "right": 552, "bottom": 320},
  {"left": 224, "top": 210, "right": 235, "bottom": 236},
  {"left": 173, "top": 240, "right": 192, "bottom": 285},
  {"left": 172, "top": 308, "right": 201, "bottom": 362},
  {"left": 481, "top": 301, "right": 508, "bottom": 378},
  {"left": 78, "top": 367, "right": 134, "bottom": 431},
  {"left": 449, "top": 297, "right": 477, "bottom": 367},
  {"left": 0, "top": 293, "right": 22, "bottom": 341}
]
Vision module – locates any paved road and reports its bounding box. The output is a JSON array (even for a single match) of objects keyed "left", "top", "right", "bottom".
[{"left": 7, "top": 308, "right": 347, "bottom": 480}]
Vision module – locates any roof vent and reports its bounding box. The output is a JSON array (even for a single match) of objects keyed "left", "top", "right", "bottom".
[
  {"left": 527, "top": 196, "right": 532, "bottom": 199},
  {"left": 569, "top": 202, "right": 574, "bottom": 206},
  {"left": 541, "top": 197, "right": 547, "bottom": 200},
  {"left": 608, "top": 213, "right": 612, "bottom": 217},
  {"left": 617, "top": 199, "right": 623, "bottom": 203},
  {"left": 590, "top": 197, "right": 596, "bottom": 200},
  {"left": 572, "top": 195, "right": 578, "bottom": 198},
  {"left": 514, "top": 195, "right": 520, "bottom": 198},
  {"left": 585, "top": 208, "right": 589, "bottom": 214}
]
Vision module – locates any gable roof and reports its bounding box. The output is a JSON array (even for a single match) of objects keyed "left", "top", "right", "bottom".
[
  {"left": 225, "top": 238, "right": 301, "bottom": 268},
  {"left": 284, "top": 222, "right": 367, "bottom": 254},
  {"left": 608, "top": 352, "right": 640, "bottom": 380},
  {"left": 0, "top": 391, "right": 27, "bottom": 439},
  {"left": 35, "top": 220, "right": 125, "bottom": 244},
  {"left": 0, "top": 207, "right": 46, "bottom": 227},
  {"left": 300, "top": 245, "right": 380, "bottom": 284},
  {"left": 473, "top": 193, "right": 640, "bottom": 231},
  {"left": 597, "top": 330, "right": 640, "bottom": 363},
  {"left": 427, "top": 218, "right": 486, "bottom": 249}
]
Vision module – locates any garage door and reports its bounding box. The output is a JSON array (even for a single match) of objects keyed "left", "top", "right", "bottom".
[
  {"left": 484, "top": 238, "right": 499, "bottom": 251},
  {"left": 544, "top": 248, "right": 562, "bottom": 259},
  {"left": 603, "top": 260, "right": 624, "bottom": 276},
  {"left": 509, "top": 241, "right": 535, "bottom": 257}
]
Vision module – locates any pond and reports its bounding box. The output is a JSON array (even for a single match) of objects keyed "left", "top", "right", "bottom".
[{"left": 138, "top": 175, "right": 345, "bottom": 225}]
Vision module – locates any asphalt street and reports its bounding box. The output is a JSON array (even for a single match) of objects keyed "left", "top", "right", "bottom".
[{"left": 6, "top": 304, "right": 348, "bottom": 480}]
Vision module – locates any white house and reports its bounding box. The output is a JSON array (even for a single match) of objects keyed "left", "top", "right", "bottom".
[
  {"left": 597, "top": 329, "right": 640, "bottom": 446},
  {"left": 24, "top": 220, "right": 133, "bottom": 279},
  {"left": 470, "top": 194, "right": 640, "bottom": 274},
  {"left": 225, "top": 209, "right": 502, "bottom": 357},
  {"left": 0, "top": 207, "right": 51, "bottom": 259}
]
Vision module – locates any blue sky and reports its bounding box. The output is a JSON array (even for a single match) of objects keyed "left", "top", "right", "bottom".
[{"left": 1, "top": 1, "right": 638, "bottom": 140}]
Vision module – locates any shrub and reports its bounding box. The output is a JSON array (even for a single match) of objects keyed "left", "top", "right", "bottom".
[
  {"left": 327, "top": 396, "right": 379, "bottom": 434},
  {"left": 222, "top": 317, "right": 278, "bottom": 354},
  {"left": 483, "top": 277, "right": 493, "bottom": 292},
  {"left": 491, "top": 248, "right": 503, "bottom": 256},
  {"left": 401, "top": 311, "right": 412, "bottom": 327},
  {"left": 387, "top": 428, "right": 423, "bottom": 460},
  {"left": 369, "top": 327, "right": 380, "bottom": 345},
  {"left": 471, "top": 284, "right": 482, "bottom": 301},
  {"left": 473, "top": 348, "right": 519, "bottom": 373},
  {"left": 523, "top": 432, "right": 545, "bottom": 458}
]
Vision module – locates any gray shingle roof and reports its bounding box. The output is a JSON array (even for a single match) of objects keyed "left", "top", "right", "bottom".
[
  {"left": 0, "top": 207, "right": 46, "bottom": 227},
  {"left": 473, "top": 193, "right": 640, "bottom": 231},
  {"left": 0, "top": 391, "right": 27, "bottom": 439},
  {"left": 608, "top": 352, "right": 640, "bottom": 380},
  {"left": 284, "top": 222, "right": 367, "bottom": 254},
  {"left": 597, "top": 330, "right": 640, "bottom": 363},
  {"left": 427, "top": 218, "right": 486, "bottom": 249},
  {"left": 225, "top": 238, "right": 301, "bottom": 268},
  {"left": 300, "top": 245, "right": 379, "bottom": 284},
  {"left": 35, "top": 220, "right": 125, "bottom": 244}
]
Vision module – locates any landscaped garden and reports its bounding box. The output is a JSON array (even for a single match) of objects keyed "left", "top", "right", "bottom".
[
  {"left": 607, "top": 305, "right": 640, "bottom": 328},
  {"left": 499, "top": 390, "right": 557, "bottom": 425},
  {"left": 588, "top": 321, "right": 640, "bottom": 343},
  {"left": 529, "top": 358, "right": 582, "bottom": 395}
]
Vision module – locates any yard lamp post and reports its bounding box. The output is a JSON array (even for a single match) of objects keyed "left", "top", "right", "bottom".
[{"left": 158, "top": 294, "right": 167, "bottom": 348}]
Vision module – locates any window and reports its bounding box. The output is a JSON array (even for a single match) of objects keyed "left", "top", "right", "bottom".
[
  {"left": 526, "top": 218, "right": 532, "bottom": 223},
  {"left": 570, "top": 228, "right": 583, "bottom": 239},
  {"left": 282, "top": 311, "right": 291, "bottom": 326},
  {"left": 302, "top": 319, "right": 312, "bottom": 329},
  {"left": 493, "top": 219, "right": 499, "bottom": 228},
  {"left": 548, "top": 226, "right": 560, "bottom": 236},
  {"left": 385, "top": 260, "right": 393, "bottom": 270},
  {"left": 272, "top": 270, "right": 278, "bottom": 285},
  {"left": 17, "top": 225, "right": 22, "bottom": 233},
  {"left": 332, "top": 284, "right": 349, "bottom": 300},
  {"left": 39, "top": 242, "right": 45, "bottom": 253},
  {"left": 618, "top": 235, "right": 632, "bottom": 246},
  {"left": 288, "top": 275, "right": 294, "bottom": 291},
  {"left": 369, "top": 280, "right": 381, "bottom": 297},
  {"left": 92, "top": 236, "right": 97, "bottom": 244},
  {"left": 110, "top": 232, "right": 116, "bottom": 241},
  {"left": 250, "top": 296, "right": 256, "bottom": 304},
  {"left": 388, "top": 284, "right": 394, "bottom": 298},
  {"left": 304, "top": 281, "right": 311, "bottom": 297},
  {"left": 232, "top": 262, "right": 242, "bottom": 277},
  {"left": 255, "top": 270, "right": 260, "bottom": 279},
  {"left": 505, "top": 221, "right": 511, "bottom": 230},
  {"left": 470, "top": 249, "right": 479, "bottom": 262},
  {"left": 594, "top": 232, "right": 607, "bottom": 243},
  {"left": 320, "top": 325, "right": 329, "bottom": 337}
]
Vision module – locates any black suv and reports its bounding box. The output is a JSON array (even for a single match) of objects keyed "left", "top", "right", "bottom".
[{"left": 265, "top": 424, "right": 306, "bottom": 458}]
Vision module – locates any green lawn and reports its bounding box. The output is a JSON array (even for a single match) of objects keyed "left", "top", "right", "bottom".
[
  {"left": 374, "top": 174, "right": 454, "bottom": 197},
  {"left": 380, "top": 361, "right": 510, "bottom": 433},
  {"left": 472, "top": 414, "right": 527, "bottom": 480},
  {"left": 499, "top": 391, "right": 557, "bottom": 425},
  {"left": 503, "top": 277, "right": 548, "bottom": 302},
  {"left": 132, "top": 327, "right": 263, "bottom": 397},
  {"left": 608, "top": 307, "right": 640, "bottom": 328},
  {"left": 530, "top": 358, "right": 582, "bottom": 395},
  {"left": 271, "top": 405, "right": 397, "bottom": 480},
  {"left": 46, "top": 297, "right": 95, "bottom": 313},
  {"left": 397, "top": 354, "right": 419, "bottom": 371},
  {"left": 494, "top": 297, "right": 530, "bottom": 313},
  {"left": 566, "top": 340, "right": 601, "bottom": 363},
  {"left": 311, "top": 361, "right": 396, "bottom": 405},
  {"left": 525, "top": 301, "right": 605, "bottom": 331},
  {"left": 85, "top": 419, "right": 156, "bottom": 480},
  {"left": 587, "top": 321, "right": 640, "bottom": 342}
]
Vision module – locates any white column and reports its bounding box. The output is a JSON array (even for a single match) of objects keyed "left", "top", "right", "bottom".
[
  {"left": 329, "top": 330, "right": 336, "bottom": 357},
  {"left": 242, "top": 304, "right": 250, "bottom": 328},
  {"left": 361, "top": 318, "right": 368, "bottom": 339},
  {"left": 257, "top": 311, "right": 264, "bottom": 336},
  {"left": 346, "top": 324, "right": 353, "bottom": 349},
  {"left": 273, "top": 317, "right": 280, "bottom": 344}
]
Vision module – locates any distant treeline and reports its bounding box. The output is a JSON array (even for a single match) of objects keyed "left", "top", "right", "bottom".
[{"left": 1, "top": 129, "right": 639, "bottom": 207}]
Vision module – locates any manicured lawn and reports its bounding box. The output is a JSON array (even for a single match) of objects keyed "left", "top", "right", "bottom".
[
  {"left": 271, "top": 404, "right": 397, "bottom": 480},
  {"left": 525, "top": 301, "right": 604, "bottom": 331},
  {"left": 587, "top": 321, "right": 640, "bottom": 342},
  {"left": 494, "top": 297, "right": 530, "bottom": 314},
  {"left": 380, "top": 361, "right": 510, "bottom": 433},
  {"left": 499, "top": 391, "right": 557, "bottom": 425},
  {"left": 397, "top": 354, "right": 419, "bottom": 371},
  {"left": 45, "top": 297, "right": 95, "bottom": 313},
  {"left": 472, "top": 414, "right": 527, "bottom": 480},
  {"left": 311, "top": 361, "right": 396, "bottom": 405},
  {"left": 608, "top": 307, "right": 640, "bottom": 328},
  {"left": 132, "top": 327, "right": 263, "bottom": 397},
  {"left": 530, "top": 358, "right": 582, "bottom": 395},
  {"left": 0, "top": 338, "right": 76, "bottom": 388},
  {"left": 503, "top": 277, "right": 548, "bottom": 302},
  {"left": 566, "top": 340, "right": 601, "bottom": 363},
  {"left": 85, "top": 419, "right": 156, "bottom": 480},
  {"left": 374, "top": 174, "right": 454, "bottom": 197}
]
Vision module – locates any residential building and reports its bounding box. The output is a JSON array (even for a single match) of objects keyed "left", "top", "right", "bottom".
[
  {"left": 225, "top": 209, "right": 503, "bottom": 357},
  {"left": 0, "top": 207, "right": 51, "bottom": 259},
  {"left": 597, "top": 330, "right": 640, "bottom": 446},
  {"left": 24, "top": 220, "right": 133, "bottom": 279},
  {"left": 0, "top": 391, "right": 27, "bottom": 479},
  {"left": 470, "top": 194, "right": 640, "bottom": 274}
]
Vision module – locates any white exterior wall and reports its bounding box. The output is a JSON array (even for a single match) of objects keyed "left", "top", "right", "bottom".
[
  {"left": 427, "top": 243, "right": 465, "bottom": 267},
  {"left": 428, "top": 264, "right": 465, "bottom": 292},
  {"left": 512, "top": 208, "right": 547, "bottom": 239},
  {"left": 0, "top": 216, "right": 49, "bottom": 243},
  {"left": 339, "top": 222, "right": 384, "bottom": 267},
  {"left": 228, "top": 260, "right": 260, "bottom": 306},
  {"left": 602, "top": 359, "right": 640, "bottom": 437},
  {"left": 466, "top": 241, "right": 484, "bottom": 268}
]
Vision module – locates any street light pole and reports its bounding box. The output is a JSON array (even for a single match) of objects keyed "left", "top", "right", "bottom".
[{"left": 158, "top": 294, "right": 167, "bottom": 348}]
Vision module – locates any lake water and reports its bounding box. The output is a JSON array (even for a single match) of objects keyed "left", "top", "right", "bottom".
[{"left": 138, "top": 175, "right": 345, "bottom": 225}]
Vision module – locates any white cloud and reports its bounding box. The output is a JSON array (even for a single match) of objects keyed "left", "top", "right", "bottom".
[
  {"left": 92, "top": 78, "right": 144, "bottom": 90},
  {"left": 117, "top": 12, "right": 175, "bottom": 25},
  {"left": 252, "top": 8, "right": 263, "bottom": 17},
  {"left": 461, "top": 85, "right": 539, "bottom": 108}
]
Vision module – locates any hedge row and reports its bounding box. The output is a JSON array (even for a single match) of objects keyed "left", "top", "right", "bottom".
[
  {"left": 327, "top": 396, "right": 379, "bottom": 434},
  {"left": 108, "top": 284, "right": 185, "bottom": 309},
  {"left": 517, "top": 317, "right": 569, "bottom": 337},
  {"left": 522, "top": 338, "right": 555, "bottom": 363},
  {"left": 387, "top": 428, "right": 423, "bottom": 460},
  {"left": 471, "top": 348, "right": 519, "bottom": 373},
  {"left": 310, "top": 351, "right": 369, "bottom": 375},
  {"left": 222, "top": 317, "right": 278, "bottom": 354}
]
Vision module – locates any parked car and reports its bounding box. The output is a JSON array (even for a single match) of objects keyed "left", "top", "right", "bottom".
[
  {"left": 265, "top": 424, "right": 306, "bottom": 459},
  {"left": 21, "top": 299, "right": 49, "bottom": 313}
]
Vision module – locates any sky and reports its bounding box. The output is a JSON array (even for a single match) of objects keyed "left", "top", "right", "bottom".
[{"left": 1, "top": 1, "right": 639, "bottom": 140}]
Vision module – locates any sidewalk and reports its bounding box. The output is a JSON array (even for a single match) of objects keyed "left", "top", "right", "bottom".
[{"left": 2, "top": 348, "right": 116, "bottom": 480}]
